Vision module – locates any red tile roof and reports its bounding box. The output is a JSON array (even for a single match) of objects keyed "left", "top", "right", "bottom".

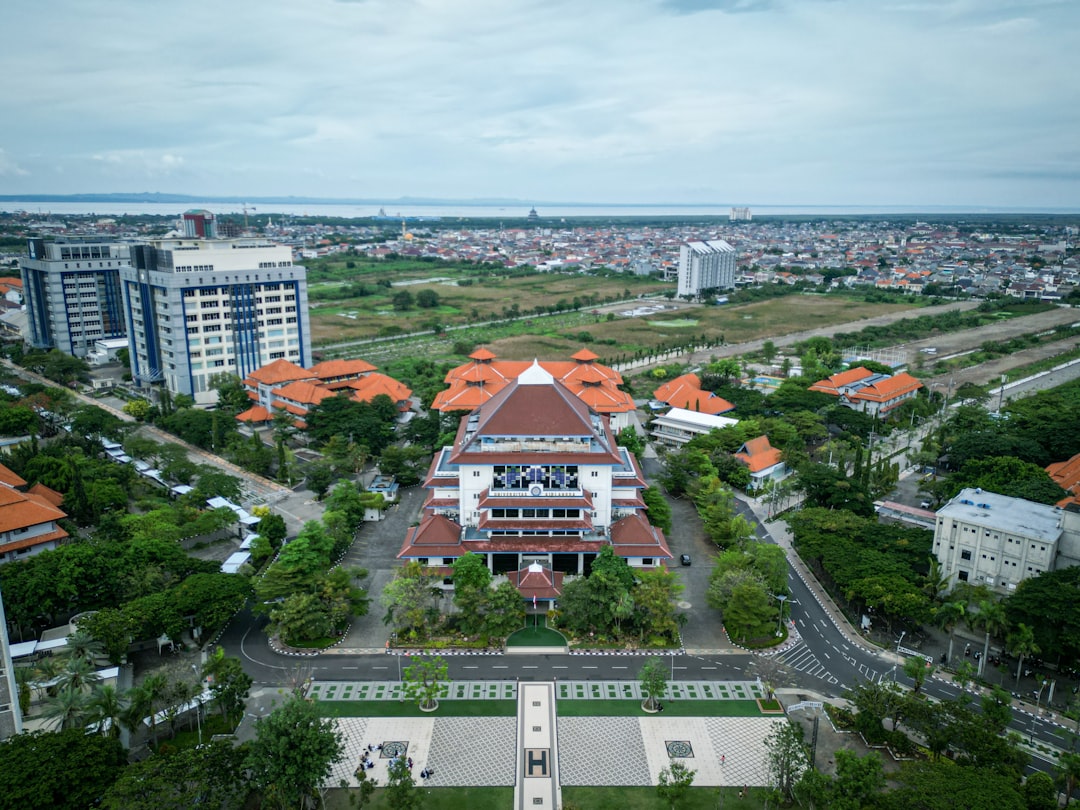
[
  {"left": 308, "top": 358, "right": 377, "bottom": 379},
  {"left": 507, "top": 565, "right": 565, "bottom": 599},
  {"left": 808, "top": 366, "right": 875, "bottom": 394},
  {"left": 849, "top": 372, "right": 923, "bottom": 402},
  {"left": 0, "top": 484, "right": 67, "bottom": 535},
  {"left": 1047, "top": 451, "right": 1080, "bottom": 508},
  {"left": 0, "top": 462, "right": 27, "bottom": 489},
  {"left": 653, "top": 373, "right": 735, "bottom": 415},
  {"left": 244, "top": 358, "right": 309, "bottom": 386},
  {"left": 734, "top": 436, "right": 784, "bottom": 473},
  {"left": 236, "top": 404, "right": 273, "bottom": 423}
]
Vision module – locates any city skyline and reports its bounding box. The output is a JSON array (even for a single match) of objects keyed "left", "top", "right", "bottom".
[{"left": 2, "top": 0, "right": 1079, "bottom": 209}]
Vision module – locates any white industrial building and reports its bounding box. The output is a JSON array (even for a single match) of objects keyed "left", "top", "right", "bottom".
[{"left": 933, "top": 488, "right": 1080, "bottom": 594}]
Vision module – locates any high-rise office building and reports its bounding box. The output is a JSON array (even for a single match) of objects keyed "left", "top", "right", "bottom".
[
  {"left": 20, "top": 237, "right": 130, "bottom": 357},
  {"left": 676, "top": 239, "right": 736, "bottom": 298},
  {"left": 0, "top": 584, "right": 21, "bottom": 740},
  {"left": 120, "top": 237, "right": 311, "bottom": 405}
]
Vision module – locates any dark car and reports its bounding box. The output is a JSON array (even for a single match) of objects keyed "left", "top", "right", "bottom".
[{"left": 679, "top": 554, "right": 692, "bottom": 566}]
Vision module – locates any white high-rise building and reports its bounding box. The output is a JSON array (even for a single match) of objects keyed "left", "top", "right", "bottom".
[
  {"left": 120, "top": 237, "right": 311, "bottom": 405},
  {"left": 676, "top": 240, "right": 736, "bottom": 298},
  {"left": 0, "top": 584, "right": 21, "bottom": 740},
  {"left": 20, "top": 237, "right": 130, "bottom": 357}
]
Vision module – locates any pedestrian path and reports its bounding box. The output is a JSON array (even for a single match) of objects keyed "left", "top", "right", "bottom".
[
  {"left": 309, "top": 679, "right": 766, "bottom": 703},
  {"left": 315, "top": 680, "right": 778, "bottom": 791}
]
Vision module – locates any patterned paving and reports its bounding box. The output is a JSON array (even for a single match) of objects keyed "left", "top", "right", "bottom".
[
  {"left": 315, "top": 681, "right": 776, "bottom": 790},
  {"left": 558, "top": 717, "right": 650, "bottom": 785},
  {"left": 428, "top": 717, "right": 517, "bottom": 786}
]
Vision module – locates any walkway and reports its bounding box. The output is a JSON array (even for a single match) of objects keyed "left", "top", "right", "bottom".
[{"left": 312, "top": 680, "right": 776, "bottom": 790}]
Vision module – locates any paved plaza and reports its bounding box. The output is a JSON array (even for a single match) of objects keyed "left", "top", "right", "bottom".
[{"left": 313, "top": 681, "right": 778, "bottom": 791}]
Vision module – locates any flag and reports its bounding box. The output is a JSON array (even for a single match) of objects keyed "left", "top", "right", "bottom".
[{"left": 533, "top": 594, "right": 537, "bottom": 609}]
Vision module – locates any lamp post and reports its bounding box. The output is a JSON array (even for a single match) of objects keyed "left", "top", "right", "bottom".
[
  {"left": 1031, "top": 681, "right": 1047, "bottom": 743},
  {"left": 892, "top": 631, "right": 907, "bottom": 682},
  {"left": 773, "top": 594, "right": 789, "bottom": 637},
  {"left": 191, "top": 665, "right": 203, "bottom": 747}
]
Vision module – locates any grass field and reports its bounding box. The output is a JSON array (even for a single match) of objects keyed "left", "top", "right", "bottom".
[
  {"left": 324, "top": 785, "right": 769, "bottom": 808},
  {"left": 506, "top": 617, "right": 567, "bottom": 647},
  {"left": 314, "top": 700, "right": 517, "bottom": 718}
]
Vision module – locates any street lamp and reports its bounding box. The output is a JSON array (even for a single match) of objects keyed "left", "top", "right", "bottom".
[
  {"left": 773, "top": 594, "right": 789, "bottom": 637},
  {"left": 191, "top": 665, "right": 203, "bottom": 747},
  {"left": 892, "top": 631, "right": 906, "bottom": 682}
]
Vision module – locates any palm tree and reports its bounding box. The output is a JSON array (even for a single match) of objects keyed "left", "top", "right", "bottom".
[
  {"left": 973, "top": 599, "right": 1008, "bottom": 678},
  {"left": 54, "top": 655, "right": 101, "bottom": 695},
  {"left": 86, "top": 683, "right": 127, "bottom": 739},
  {"left": 922, "top": 557, "right": 950, "bottom": 603},
  {"left": 933, "top": 599, "right": 968, "bottom": 665},
  {"left": 65, "top": 630, "right": 105, "bottom": 666},
  {"left": 1007, "top": 623, "right": 1040, "bottom": 690},
  {"left": 122, "top": 684, "right": 152, "bottom": 743},
  {"left": 139, "top": 673, "right": 169, "bottom": 746},
  {"left": 42, "top": 687, "right": 89, "bottom": 731},
  {"left": 1055, "top": 751, "right": 1080, "bottom": 808},
  {"left": 32, "top": 655, "right": 62, "bottom": 701}
]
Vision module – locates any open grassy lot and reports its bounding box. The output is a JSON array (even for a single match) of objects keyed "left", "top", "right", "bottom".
[
  {"left": 478, "top": 295, "right": 918, "bottom": 361},
  {"left": 308, "top": 272, "right": 671, "bottom": 344}
]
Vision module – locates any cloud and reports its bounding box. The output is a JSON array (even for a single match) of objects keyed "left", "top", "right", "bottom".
[{"left": 0, "top": 148, "right": 29, "bottom": 177}]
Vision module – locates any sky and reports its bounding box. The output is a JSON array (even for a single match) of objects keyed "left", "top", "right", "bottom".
[{"left": 2, "top": 0, "right": 1079, "bottom": 208}]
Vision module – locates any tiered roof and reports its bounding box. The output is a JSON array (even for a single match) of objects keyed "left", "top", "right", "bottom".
[{"left": 653, "top": 373, "right": 735, "bottom": 415}]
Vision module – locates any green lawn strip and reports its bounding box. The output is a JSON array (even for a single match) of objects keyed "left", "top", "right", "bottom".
[
  {"left": 561, "top": 786, "right": 768, "bottom": 809},
  {"left": 325, "top": 786, "right": 514, "bottom": 809},
  {"left": 556, "top": 699, "right": 761, "bottom": 717},
  {"left": 506, "top": 627, "right": 566, "bottom": 646},
  {"left": 314, "top": 699, "right": 517, "bottom": 718}
]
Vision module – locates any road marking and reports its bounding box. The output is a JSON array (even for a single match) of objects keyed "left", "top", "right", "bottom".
[
  {"left": 553, "top": 666, "right": 568, "bottom": 669},
  {"left": 702, "top": 666, "right": 717, "bottom": 670},
  {"left": 822, "top": 652, "right": 831, "bottom": 660},
  {"left": 343, "top": 666, "right": 358, "bottom": 670},
  {"left": 583, "top": 666, "right": 598, "bottom": 669},
  {"left": 612, "top": 666, "right": 627, "bottom": 670},
  {"left": 492, "top": 665, "right": 508, "bottom": 669},
  {"left": 523, "top": 666, "right": 538, "bottom": 669},
  {"left": 463, "top": 666, "right": 478, "bottom": 669},
  {"left": 372, "top": 666, "right": 388, "bottom": 670}
]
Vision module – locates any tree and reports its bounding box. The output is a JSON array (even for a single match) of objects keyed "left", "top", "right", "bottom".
[
  {"left": 888, "top": 761, "right": 1025, "bottom": 810},
  {"left": 202, "top": 648, "right": 252, "bottom": 722},
  {"left": 765, "top": 720, "right": 809, "bottom": 803},
  {"left": 484, "top": 580, "right": 527, "bottom": 638},
  {"left": 403, "top": 655, "right": 448, "bottom": 711},
  {"left": 245, "top": 693, "right": 345, "bottom": 810},
  {"left": 0, "top": 728, "right": 126, "bottom": 810},
  {"left": 973, "top": 599, "right": 1008, "bottom": 677},
  {"left": 381, "top": 561, "right": 440, "bottom": 639},
  {"left": 392, "top": 290, "right": 415, "bottom": 310},
  {"left": 903, "top": 656, "right": 932, "bottom": 695},
  {"left": 1006, "top": 622, "right": 1040, "bottom": 689},
  {"left": 101, "top": 740, "right": 248, "bottom": 810},
  {"left": 933, "top": 599, "right": 968, "bottom": 665},
  {"left": 642, "top": 486, "right": 673, "bottom": 533},
  {"left": 656, "top": 761, "right": 695, "bottom": 809},
  {"left": 1056, "top": 751, "right": 1080, "bottom": 808},
  {"left": 305, "top": 461, "right": 337, "bottom": 500},
  {"left": 1022, "top": 771, "right": 1059, "bottom": 810},
  {"left": 724, "top": 578, "right": 774, "bottom": 642},
  {"left": 212, "top": 372, "right": 252, "bottom": 416},
  {"left": 638, "top": 656, "right": 668, "bottom": 711},
  {"left": 385, "top": 754, "right": 422, "bottom": 810},
  {"left": 86, "top": 683, "right": 127, "bottom": 739},
  {"left": 451, "top": 552, "right": 492, "bottom": 635},
  {"left": 416, "top": 288, "right": 440, "bottom": 308},
  {"left": 761, "top": 340, "right": 778, "bottom": 364}
]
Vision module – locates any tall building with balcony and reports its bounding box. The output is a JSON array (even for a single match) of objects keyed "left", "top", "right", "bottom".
[
  {"left": 399, "top": 362, "right": 670, "bottom": 593},
  {"left": 676, "top": 239, "right": 736, "bottom": 298},
  {"left": 120, "top": 237, "right": 311, "bottom": 405},
  {"left": 20, "top": 237, "right": 130, "bottom": 357}
]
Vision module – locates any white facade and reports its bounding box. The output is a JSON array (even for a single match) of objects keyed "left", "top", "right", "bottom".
[
  {"left": 933, "top": 488, "right": 1070, "bottom": 594},
  {"left": 120, "top": 238, "right": 311, "bottom": 405},
  {"left": 677, "top": 240, "right": 736, "bottom": 298},
  {"left": 20, "top": 237, "right": 130, "bottom": 357},
  {"left": 650, "top": 407, "right": 739, "bottom": 447}
]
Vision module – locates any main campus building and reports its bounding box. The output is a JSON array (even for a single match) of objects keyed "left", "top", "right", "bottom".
[{"left": 399, "top": 362, "right": 671, "bottom": 596}]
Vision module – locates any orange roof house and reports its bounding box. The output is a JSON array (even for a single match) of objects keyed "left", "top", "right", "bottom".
[
  {"left": 653, "top": 373, "right": 735, "bottom": 416},
  {"left": 1046, "top": 452, "right": 1080, "bottom": 510},
  {"left": 239, "top": 356, "right": 414, "bottom": 430},
  {"left": 0, "top": 462, "right": 68, "bottom": 564},
  {"left": 809, "top": 366, "right": 922, "bottom": 417},
  {"left": 734, "top": 436, "right": 787, "bottom": 490},
  {"left": 431, "top": 348, "right": 636, "bottom": 431}
]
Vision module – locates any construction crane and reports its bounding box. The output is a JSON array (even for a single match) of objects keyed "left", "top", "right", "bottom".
[{"left": 242, "top": 204, "right": 256, "bottom": 230}]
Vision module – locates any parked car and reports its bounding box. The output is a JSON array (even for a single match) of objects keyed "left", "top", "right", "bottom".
[{"left": 680, "top": 554, "right": 692, "bottom": 566}]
